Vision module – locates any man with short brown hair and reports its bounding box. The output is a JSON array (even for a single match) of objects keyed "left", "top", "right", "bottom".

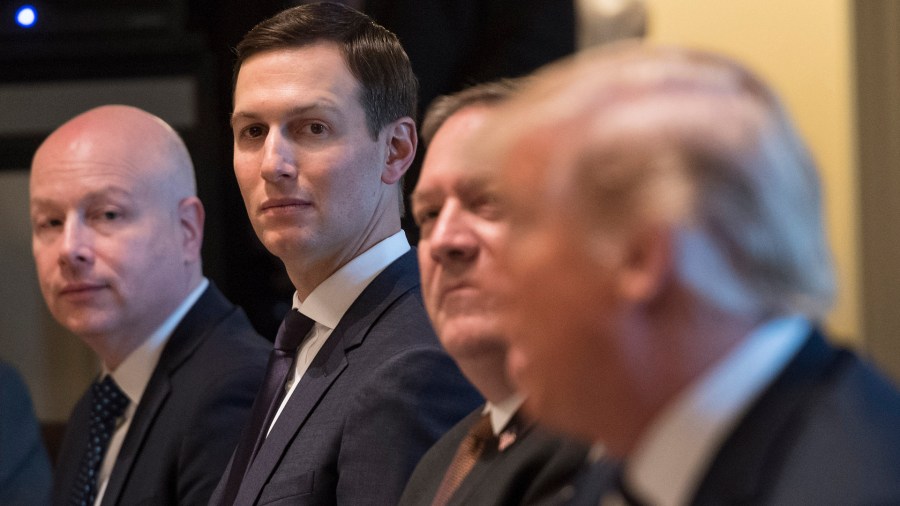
[{"left": 211, "top": 4, "right": 480, "bottom": 505}]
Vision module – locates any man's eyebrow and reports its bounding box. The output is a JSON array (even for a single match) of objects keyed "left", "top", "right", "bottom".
[
  {"left": 409, "top": 188, "right": 436, "bottom": 208},
  {"left": 230, "top": 101, "right": 343, "bottom": 128},
  {"left": 229, "top": 111, "right": 257, "bottom": 128},
  {"left": 31, "top": 186, "right": 133, "bottom": 209},
  {"left": 456, "top": 175, "right": 497, "bottom": 198}
]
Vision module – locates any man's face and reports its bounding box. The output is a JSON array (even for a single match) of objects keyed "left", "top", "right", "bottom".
[
  {"left": 493, "top": 130, "right": 630, "bottom": 440},
  {"left": 30, "top": 139, "right": 189, "bottom": 348},
  {"left": 413, "top": 106, "right": 509, "bottom": 363},
  {"left": 232, "top": 43, "right": 393, "bottom": 281}
]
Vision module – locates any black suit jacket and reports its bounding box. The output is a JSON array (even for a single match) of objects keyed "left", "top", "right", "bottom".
[
  {"left": 399, "top": 406, "right": 588, "bottom": 506},
  {"left": 568, "top": 330, "right": 900, "bottom": 506},
  {"left": 51, "top": 283, "right": 269, "bottom": 506},
  {"left": 209, "top": 250, "right": 482, "bottom": 505}
]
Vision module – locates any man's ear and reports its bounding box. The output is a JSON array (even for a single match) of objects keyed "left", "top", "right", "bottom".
[
  {"left": 616, "top": 224, "right": 672, "bottom": 303},
  {"left": 178, "top": 196, "right": 205, "bottom": 263},
  {"left": 381, "top": 117, "right": 417, "bottom": 184}
]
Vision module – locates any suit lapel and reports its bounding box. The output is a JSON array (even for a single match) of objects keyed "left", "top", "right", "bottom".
[
  {"left": 100, "top": 285, "right": 229, "bottom": 506},
  {"left": 101, "top": 375, "right": 172, "bottom": 506},
  {"left": 690, "top": 329, "right": 847, "bottom": 505},
  {"left": 235, "top": 251, "right": 422, "bottom": 504}
]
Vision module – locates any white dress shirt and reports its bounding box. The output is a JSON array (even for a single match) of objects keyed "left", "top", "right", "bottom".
[
  {"left": 266, "top": 231, "right": 410, "bottom": 435},
  {"left": 93, "top": 278, "right": 209, "bottom": 506},
  {"left": 484, "top": 394, "right": 526, "bottom": 436},
  {"left": 624, "top": 315, "right": 812, "bottom": 506}
]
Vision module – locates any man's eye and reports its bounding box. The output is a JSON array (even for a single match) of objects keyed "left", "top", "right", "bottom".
[
  {"left": 308, "top": 123, "right": 327, "bottom": 135},
  {"left": 242, "top": 125, "right": 266, "bottom": 139},
  {"left": 414, "top": 208, "right": 439, "bottom": 227},
  {"left": 37, "top": 218, "right": 62, "bottom": 230},
  {"left": 103, "top": 211, "right": 120, "bottom": 221}
]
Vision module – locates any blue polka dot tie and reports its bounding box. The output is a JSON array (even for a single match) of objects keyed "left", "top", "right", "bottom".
[{"left": 69, "top": 376, "right": 129, "bottom": 506}]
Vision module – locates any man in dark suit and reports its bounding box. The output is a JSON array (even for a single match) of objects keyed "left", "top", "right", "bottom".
[
  {"left": 474, "top": 43, "right": 900, "bottom": 504},
  {"left": 30, "top": 105, "right": 269, "bottom": 505},
  {"left": 398, "top": 80, "right": 588, "bottom": 506},
  {"left": 210, "top": 3, "right": 482, "bottom": 505}
]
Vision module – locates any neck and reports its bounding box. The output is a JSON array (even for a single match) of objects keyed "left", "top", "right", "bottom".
[
  {"left": 286, "top": 224, "right": 401, "bottom": 302},
  {"left": 86, "top": 333, "right": 147, "bottom": 372},
  {"left": 604, "top": 290, "right": 761, "bottom": 458},
  {"left": 455, "top": 352, "right": 516, "bottom": 404}
]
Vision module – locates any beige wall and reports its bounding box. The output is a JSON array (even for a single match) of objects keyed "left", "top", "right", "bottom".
[{"left": 641, "top": 0, "right": 860, "bottom": 343}]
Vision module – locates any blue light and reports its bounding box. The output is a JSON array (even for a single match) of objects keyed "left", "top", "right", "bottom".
[{"left": 16, "top": 5, "right": 37, "bottom": 28}]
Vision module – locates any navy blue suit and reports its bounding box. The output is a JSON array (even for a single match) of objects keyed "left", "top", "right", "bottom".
[
  {"left": 568, "top": 331, "right": 900, "bottom": 505},
  {"left": 691, "top": 331, "right": 900, "bottom": 505},
  {"left": 210, "top": 251, "right": 482, "bottom": 506}
]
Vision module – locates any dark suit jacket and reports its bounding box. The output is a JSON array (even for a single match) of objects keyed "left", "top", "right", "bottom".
[
  {"left": 568, "top": 330, "right": 900, "bottom": 506},
  {"left": 51, "top": 283, "right": 269, "bottom": 506},
  {"left": 210, "top": 250, "right": 482, "bottom": 506},
  {"left": 0, "top": 361, "right": 52, "bottom": 506},
  {"left": 399, "top": 406, "right": 588, "bottom": 506},
  {"left": 690, "top": 330, "right": 900, "bottom": 505}
]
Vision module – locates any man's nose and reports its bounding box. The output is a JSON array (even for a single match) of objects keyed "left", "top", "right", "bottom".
[
  {"left": 430, "top": 202, "right": 478, "bottom": 264},
  {"left": 260, "top": 128, "right": 298, "bottom": 182},
  {"left": 59, "top": 217, "right": 95, "bottom": 268}
]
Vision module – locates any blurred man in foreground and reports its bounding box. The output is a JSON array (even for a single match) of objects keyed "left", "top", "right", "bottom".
[
  {"left": 478, "top": 43, "right": 900, "bottom": 505},
  {"left": 31, "top": 105, "right": 268, "bottom": 505},
  {"left": 399, "top": 80, "right": 588, "bottom": 506}
]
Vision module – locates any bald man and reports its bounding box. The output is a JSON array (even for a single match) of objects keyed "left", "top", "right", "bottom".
[{"left": 30, "top": 105, "right": 269, "bottom": 506}]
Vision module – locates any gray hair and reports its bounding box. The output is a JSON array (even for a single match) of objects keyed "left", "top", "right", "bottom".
[{"left": 420, "top": 78, "right": 526, "bottom": 146}]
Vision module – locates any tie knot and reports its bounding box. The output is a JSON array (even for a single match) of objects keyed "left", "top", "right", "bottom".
[
  {"left": 466, "top": 413, "right": 496, "bottom": 451},
  {"left": 91, "top": 376, "right": 129, "bottom": 420},
  {"left": 275, "top": 309, "right": 316, "bottom": 351}
]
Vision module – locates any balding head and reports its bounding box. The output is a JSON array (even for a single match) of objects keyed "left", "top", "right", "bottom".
[
  {"left": 30, "top": 105, "right": 205, "bottom": 368},
  {"left": 34, "top": 105, "right": 197, "bottom": 206}
]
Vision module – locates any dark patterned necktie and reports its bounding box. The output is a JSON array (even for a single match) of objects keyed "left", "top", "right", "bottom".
[
  {"left": 431, "top": 413, "right": 496, "bottom": 506},
  {"left": 218, "top": 309, "right": 316, "bottom": 505},
  {"left": 69, "top": 376, "right": 129, "bottom": 506}
]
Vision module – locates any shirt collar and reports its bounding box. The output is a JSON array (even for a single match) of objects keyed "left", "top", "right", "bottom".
[
  {"left": 627, "top": 315, "right": 811, "bottom": 506},
  {"left": 105, "top": 278, "right": 209, "bottom": 405},
  {"left": 484, "top": 393, "right": 526, "bottom": 436},
  {"left": 294, "top": 231, "right": 410, "bottom": 329}
]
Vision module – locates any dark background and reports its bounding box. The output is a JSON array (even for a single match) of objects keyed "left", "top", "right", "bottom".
[{"left": 0, "top": 0, "right": 575, "bottom": 339}]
